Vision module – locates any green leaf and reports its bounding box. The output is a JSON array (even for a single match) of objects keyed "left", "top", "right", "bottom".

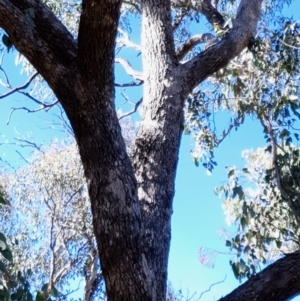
[
  {"left": 225, "top": 240, "right": 231, "bottom": 247},
  {"left": 50, "top": 287, "right": 59, "bottom": 297},
  {"left": 289, "top": 95, "right": 298, "bottom": 101},
  {"left": 232, "top": 186, "right": 244, "bottom": 199},
  {"left": 0, "top": 193, "right": 8, "bottom": 205},
  {"left": 35, "top": 292, "right": 45, "bottom": 301},
  {"left": 0, "top": 260, "right": 6, "bottom": 273},
  {"left": 0, "top": 233, "right": 7, "bottom": 245},
  {"left": 41, "top": 283, "right": 48, "bottom": 294},
  {"left": 0, "top": 240, "right": 6, "bottom": 251},
  {"left": 230, "top": 261, "right": 239, "bottom": 279},
  {"left": 1, "top": 249, "right": 13, "bottom": 262},
  {"left": 228, "top": 169, "right": 235, "bottom": 178},
  {"left": 242, "top": 168, "right": 249, "bottom": 173},
  {"left": 240, "top": 216, "right": 248, "bottom": 228},
  {"left": 2, "top": 34, "right": 13, "bottom": 51},
  {"left": 275, "top": 240, "right": 282, "bottom": 249}
]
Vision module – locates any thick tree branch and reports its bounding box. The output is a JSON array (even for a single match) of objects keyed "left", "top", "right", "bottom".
[
  {"left": 1, "top": 0, "right": 76, "bottom": 65},
  {"left": 141, "top": 0, "right": 176, "bottom": 67},
  {"left": 219, "top": 250, "right": 300, "bottom": 301},
  {"left": 132, "top": 2, "right": 181, "bottom": 300},
  {"left": 115, "top": 57, "right": 143, "bottom": 81},
  {"left": 9, "top": 0, "right": 76, "bottom": 63},
  {"left": 77, "top": 0, "right": 122, "bottom": 84},
  {"left": 0, "top": 0, "right": 76, "bottom": 96},
  {"left": 181, "top": 0, "right": 263, "bottom": 95}
]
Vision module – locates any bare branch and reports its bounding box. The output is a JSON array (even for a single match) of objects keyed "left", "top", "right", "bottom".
[
  {"left": 0, "top": 72, "right": 38, "bottom": 99},
  {"left": 115, "top": 80, "right": 143, "bottom": 88},
  {"left": 115, "top": 57, "right": 143, "bottom": 81},
  {"left": 117, "top": 29, "right": 142, "bottom": 52},
  {"left": 117, "top": 38, "right": 142, "bottom": 52},
  {"left": 0, "top": 138, "right": 42, "bottom": 150},
  {"left": 15, "top": 150, "right": 30, "bottom": 164},
  {"left": 7, "top": 100, "right": 59, "bottom": 125},
  {"left": 118, "top": 98, "right": 143, "bottom": 120},
  {"left": 196, "top": 275, "right": 226, "bottom": 300},
  {"left": 180, "top": 0, "right": 263, "bottom": 95},
  {"left": 216, "top": 116, "right": 245, "bottom": 147},
  {"left": 176, "top": 33, "right": 218, "bottom": 61},
  {"left": 51, "top": 105, "right": 74, "bottom": 137}
]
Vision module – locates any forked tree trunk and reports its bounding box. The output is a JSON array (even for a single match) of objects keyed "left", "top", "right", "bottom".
[{"left": 2, "top": 1, "right": 300, "bottom": 301}]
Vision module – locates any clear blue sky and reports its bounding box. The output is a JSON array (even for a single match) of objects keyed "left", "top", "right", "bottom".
[{"left": 0, "top": 1, "right": 299, "bottom": 300}]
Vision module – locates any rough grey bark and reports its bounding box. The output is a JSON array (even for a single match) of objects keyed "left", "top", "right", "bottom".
[
  {"left": 1, "top": 0, "right": 299, "bottom": 301},
  {"left": 133, "top": 1, "right": 180, "bottom": 299}
]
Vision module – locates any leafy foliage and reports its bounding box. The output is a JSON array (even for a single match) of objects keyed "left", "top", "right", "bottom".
[
  {"left": 0, "top": 141, "right": 104, "bottom": 300},
  {"left": 218, "top": 146, "right": 300, "bottom": 280}
]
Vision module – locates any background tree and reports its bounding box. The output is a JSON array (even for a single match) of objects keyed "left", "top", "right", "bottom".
[
  {"left": 0, "top": 115, "right": 136, "bottom": 300},
  {"left": 0, "top": 141, "right": 103, "bottom": 300},
  {"left": 218, "top": 144, "right": 300, "bottom": 281},
  {"left": 0, "top": 0, "right": 300, "bottom": 300}
]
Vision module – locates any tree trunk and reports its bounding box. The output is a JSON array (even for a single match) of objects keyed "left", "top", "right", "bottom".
[{"left": 132, "top": 1, "right": 183, "bottom": 300}]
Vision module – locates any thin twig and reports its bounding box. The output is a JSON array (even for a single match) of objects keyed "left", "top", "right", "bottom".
[
  {"left": 196, "top": 275, "right": 227, "bottom": 300},
  {"left": 15, "top": 150, "right": 30, "bottom": 164},
  {"left": 7, "top": 101, "right": 59, "bottom": 124},
  {"left": 0, "top": 72, "right": 38, "bottom": 98},
  {"left": 118, "top": 98, "right": 143, "bottom": 120},
  {"left": 216, "top": 116, "right": 245, "bottom": 147}
]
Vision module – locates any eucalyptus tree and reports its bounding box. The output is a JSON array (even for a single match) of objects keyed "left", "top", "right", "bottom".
[
  {"left": 0, "top": 0, "right": 299, "bottom": 301},
  {"left": 219, "top": 147, "right": 300, "bottom": 280},
  {"left": 0, "top": 142, "right": 103, "bottom": 301}
]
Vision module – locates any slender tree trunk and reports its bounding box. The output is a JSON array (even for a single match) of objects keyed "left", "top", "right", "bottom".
[{"left": 131, "top": 1, "right": 186, "bottom": 299}]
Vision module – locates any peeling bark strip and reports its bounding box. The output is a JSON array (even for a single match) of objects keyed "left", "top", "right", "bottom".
[{"left": 3, "top": 0, "right": 300, "bottom": 301}]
